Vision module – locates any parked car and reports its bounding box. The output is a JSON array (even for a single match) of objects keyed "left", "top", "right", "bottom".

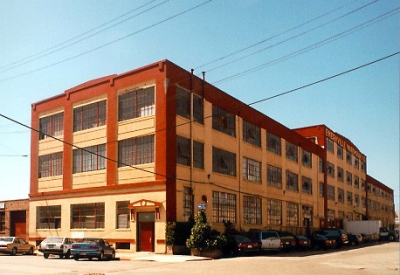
[
  {"left": 276, "top": 231, "right": 296, "bottom": 252},
  {"left": 0, "top": 237, "right": 35, "bottom": 256},
  {"left": 38, "top": 236, "right": 75, "bottom": 259},
  {"left": 388, "top": 229, "right": 399, "bottom": 241},
  {"left": 309, "top": 234, "right": 336, "bottom": 250},
  {"left": 71, "top": 238, "right": 115, "bottom": 261},
  {"left": 347, "top": 233, "right": 363, "bottom": 246},
  {"left": 247, "top": 229, "right": 282, "bottom": 252},
  {"left": 311, "top": 229, "right": 348, "bottom": 247},
  {"left": 224, "top": 235, "right": 260, "bottom": 256},
  {"left": 294, "top": 235, "right": 311, "bottom": 250}
]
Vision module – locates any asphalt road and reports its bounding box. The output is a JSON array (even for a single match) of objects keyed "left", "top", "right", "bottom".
[{"left": 0, "top": 242, "right": 398, "bottom": 275}]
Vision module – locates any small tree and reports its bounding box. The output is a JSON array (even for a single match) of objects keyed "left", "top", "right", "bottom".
[{"left": 186, "top": 210, "right": 227, "bottom": 250}]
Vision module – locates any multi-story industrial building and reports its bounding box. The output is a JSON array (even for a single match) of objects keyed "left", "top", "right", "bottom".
[{"left": 29, "top": 60, "right": 395, "bottom": 253}]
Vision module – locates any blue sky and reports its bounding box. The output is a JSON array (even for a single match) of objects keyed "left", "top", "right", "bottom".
[{"left": 0, "top": 0, "right": 398, "bottom": 208}]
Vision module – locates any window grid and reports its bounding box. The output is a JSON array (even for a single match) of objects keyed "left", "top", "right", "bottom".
[
  {"left": 267, "top": 165, "right": 282, "bottom": 188},
  {"left": 302, "top": 176, "right": 312, "bottom": 195},
  {"left": 73, "top": 144, "right": 106, "bottom": 173},
  {"left": 286, "top": 202, "right": 299, "bottom": 226},
  {"left": 267, "top": 199, "right": 282, "bottom": 225},
  {"left": 338, "top": 188, "right": 344, "bottom": 203},
  {"left": 285, "top": 141, "right": 298, "bottom": 162},
  {"left": 212, "top": 147, "right": 236, "bottom": 176},
  {"left": 243, "top": 157, "right": 261, "bottom": 182},
  {"left": 38, "top": 152, "right": 63, "bottom": 178},
  {"left": 212, "top": 191, "right": 236, "bottom": 223},
  {"left": 337, "top": 167, "right": 344, "bottom": 182},
  {"left": 327, "top": 138, "right": 334, "bottom": 153},
  {"left": 212, "top": 105, "right": 236, "bottom": 137},
  {"left": 116, "top": 201, "right": 130, "bottom": 229},
  {"left": 71, "top": 203, "right": 105, "bottom": 229},
  {"left": 118, "top": 135, "right": 154, "bottom": 167},
  {"left": 243, "top": 120, "right": 261, "bottom": 147},
  {"left": 286, "top": 171, "right": 299, "bottom": 191},
  {"left": 0, "top": 212, "right": 4, "bottom": 232},
  {"left": 183, "top": 187, "right": 193, "bottom": 221},
  {"left": 36, "top": 205, "right": 61, "bottom": 229},
  {"left": 302, "top": 149, "right": 312, "bottom": 168},
  {"left": 119, "top": 86, "right": 155, "bottom": 121},
  {"left": 243, "top": 196, "right": 262, "bottom": 225},
  {"left": 327, "top": 185, "right": 335, "bottom": 200},
  {"left": 327, "top": 162, "right": 335, "bottom": 177},
  {"left": 267, "top": 132, "right": 281, "bottom": 155},
  {"left": 73, "top": 100, "right": 106, "bottom": 132},
  {"left": 39, "top": 113, "right": 64, "bottom": 139}
]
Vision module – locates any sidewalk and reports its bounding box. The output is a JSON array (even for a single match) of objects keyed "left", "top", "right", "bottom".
[{"left": 116, "top": 252, "right": 212, "bottom": 262}]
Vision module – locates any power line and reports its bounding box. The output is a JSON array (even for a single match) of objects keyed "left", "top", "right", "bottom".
[
  {"left": 0, "top": 51, "right": 397, "bottom": 188},
  {"left": 0, "top": 0, "right": 169, "bottom": 73},
  {"left": 0, "top": 0, "right": 213, "bottom": 83}
]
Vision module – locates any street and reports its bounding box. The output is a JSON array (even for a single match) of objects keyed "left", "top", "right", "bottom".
[{"left": 0, "top": 242, "right": 398, "bottom": 275}]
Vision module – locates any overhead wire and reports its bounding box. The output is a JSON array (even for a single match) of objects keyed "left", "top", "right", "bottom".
[{"left": 0, "top": 51, "right": 398, "bottom": 193}]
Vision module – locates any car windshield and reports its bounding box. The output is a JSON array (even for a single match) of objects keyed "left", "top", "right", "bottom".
[
  {"left": 233, "top": 235, "right": 250, "bottom": 242},
  {"left": 44, "top": 237, "right": 63, "bottom": 242},
  {"left": 0, "top": 237, "right": 13, "bottom": 242},
  {"left": 262, "top": 232, "right": 278, "bottom": 238},
  {"left": 82, "top": 239, "right": 100, "bottom": 244}
]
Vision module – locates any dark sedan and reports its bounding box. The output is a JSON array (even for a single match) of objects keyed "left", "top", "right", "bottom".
[
  {"left": 277, "top": 231, "right": 296, "bottom": 252},
  {"left": 224, "top": 235, "right": 260, "bottom": 256},
  {"left": 294, "top": 235, "right": 311, "bottom": 250},
  {"left": 310, "top": 234, "right": 336, "bottom": 250}
]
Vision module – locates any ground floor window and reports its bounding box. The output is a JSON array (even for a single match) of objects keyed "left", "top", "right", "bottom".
[
  {"left": 36, "top": 205, "right": 61, "bottom": 229},
  {"left": 286, "top": 202, "right": 299, "bottom": 226},
  {"left": 116, "top": 201, "right": 130, "bottom": 229},
  {"left": 267, "top": 199, "right": 282, "bottom": 225},
  {"left": 183, "top": 186, "right": 193, "bottom": 221},
  {"left": 212, "top": 191, "right": 236, "bottom": 223},
  {"left": 0, "top": 212, "right": 5, "bottom": 232},
  {"left": 243, "top": 196, "right": 262, "bottom": 224},
  {"left": 71, "top": 203, "right": 105, "bottom": 229}
]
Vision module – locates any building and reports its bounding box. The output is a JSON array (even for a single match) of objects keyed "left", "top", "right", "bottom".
[
  {"left": 0, "top": 199, "right": 29, "bottom": 241},
  {"left": 29, "top": 59, "right": 395, "bottom": 252}
]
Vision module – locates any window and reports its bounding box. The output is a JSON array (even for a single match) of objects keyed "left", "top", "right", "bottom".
[
  {"left": 354, "top": 157, "right": 359, "bottom": 169},
  {"left": 243, "top": 120, "right": 261, "bottom": 147},
  {"left": 327, "top": 162, "right": 335, "bottom": 177},
  {"left": 212, "top": 105, "right": 235, "bottom": 137},
  {"left": 327, "top": 209, "right": 335, "bottom": 221},
  {"left": 36, "top": 205, "right": 61, "bottom": 229},
  {"left": 39, "top": 112, "right": 64, "bottom": 139},
  {"left": 347, "top": 192, "right": 353, "bottom": 205},
  {"left": 267, "top": 165, "right": 282, "bottom": 188},
  {"left": 119, "top": 86, "right": 155, "bottom": 121},
  {"left": 302, "top": 149, "right": 312, "bottom": 168},
  {"left": 319, "top": 182, "right": 324, "bottom": 197},
  {"left": 286, "top": 171, "right": 298, "bottom": 191},
  {"left": 326, "top": 138, "right": 334, "bottom": 153},
  {"left": 0, "top": 212, "right": 4, "bottom": 232},
  {"left": 212, "top": 147, "right": 236, "bottom": 176},
  {"left": 286, "top": 202, "right": 298, "bottom": 226},
  {"left": 176, "top": 136, "right": 204, "bottom": 169},
  {"left": 319, "top": 158, "right": 324, "bottom": 173},
  {"left": 118, "top": 135, "right": 154, "bottom": 167},
  {"left": 73, "top": 100, "right": 106, "bottom": 132},
  {"left": 327, "top": 185, "right": 335, "bottom": 200},
  {"left": 176, "top": 87, "right": 204, "bottom": 124},
  {"left": 212, "top": 191, "right": 236, "bottom": 223},
  {"left": 361, "top": 161, "right": 366, "bottom": 173},
  {"left": 285, "top": 141, "right": 298, "bottom": 162},
  {"left": 71, "top": 203, "right": 105, "bottom": 229},
  {"left": 338, "top": 188, "right": 344, "bottom": 203},
  {"left": 337, "top": 166, "right": 344, "bottom": 182},
  {"left": 243, "top": 157, "right": 261, "bottom": 182},
  {"left": 346, "top": 172, "right": 352, "bottom": 186},
  {"left": 38, "top": 152, "right": 63, "bottom": 178},
  {"left": 337, "top": 145, "right": 343, "bottom": 159},
  {"left": 116, "top": 201, "right": 130, "bottom": 229},
  {"left": 243, "top": 196, "right": 262, "bottom": 225},
  {"left": 346, "top": 151, "right": 352, "bottom": 164},
  {"left": 183, "top": 187, "right": 193, "bottom": 221},
  {"left": 176, "top": 136, "right": 190, "bottom": 166},
  {"left": 302, "top": 177, "right": 312, "bottom": 195},
  {"left": 267, "top": 132, "right": 281, "bottom": 155},
  {"left": 354, "top": 194, "right": 360, "bottom": 207},
  {"left": 73, "top": 144, "right": 106, "bottom": 173},
  {"left": 354, "top": 176, "right": 359, "bottom": 188},
  {"left": 267, "top": 199, "right": 282, "bottom": 225}
]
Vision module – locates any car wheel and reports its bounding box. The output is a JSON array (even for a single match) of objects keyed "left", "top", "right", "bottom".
[
  {"left": 351, "top": 241, "right": 356, "bottom": 246},
  {"left": 389, "top": 235, "right": 394, "bottom": 241},
  {"left": 59, "top": 253, "right": 64, "bottom": 259},
  {"left": 88, "top": 256, "right": 93, "bottom": 261},
  {"left": 28, "top": 247, "right": 34, "bottom": 255},
  {"left": 108, "top": 251, "right": 115, "bottom": 261},
  {"left": 11, "top": 247, "right": 17, "bottom": 256},
  {"left": 64, "top": 250, "right": 71, "bottom": 259},
  {"left": 44, "top": 253, "right": 49, "bottom": 259},
  {"left": 313, "top": 244, "right": 319, "bottom": 250},
  {"left": 73, "top": 255, "right": 79, "bottom": 261},
  {"left": 98, "top": 251, "right": 104, "bottom": 261}
]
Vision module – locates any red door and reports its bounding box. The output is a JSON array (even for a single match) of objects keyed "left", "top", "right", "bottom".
[{"left": 139, "top": 222, "right": 154, "bottom": 252}]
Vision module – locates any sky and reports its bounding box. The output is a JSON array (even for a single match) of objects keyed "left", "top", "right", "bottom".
[{"left": 0, "top": 0, "right": 398, "bottom": 208}]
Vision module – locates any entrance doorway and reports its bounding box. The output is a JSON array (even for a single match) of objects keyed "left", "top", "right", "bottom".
[{"left": 137, "top": 212, "right": 155, "bottom": 252}]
